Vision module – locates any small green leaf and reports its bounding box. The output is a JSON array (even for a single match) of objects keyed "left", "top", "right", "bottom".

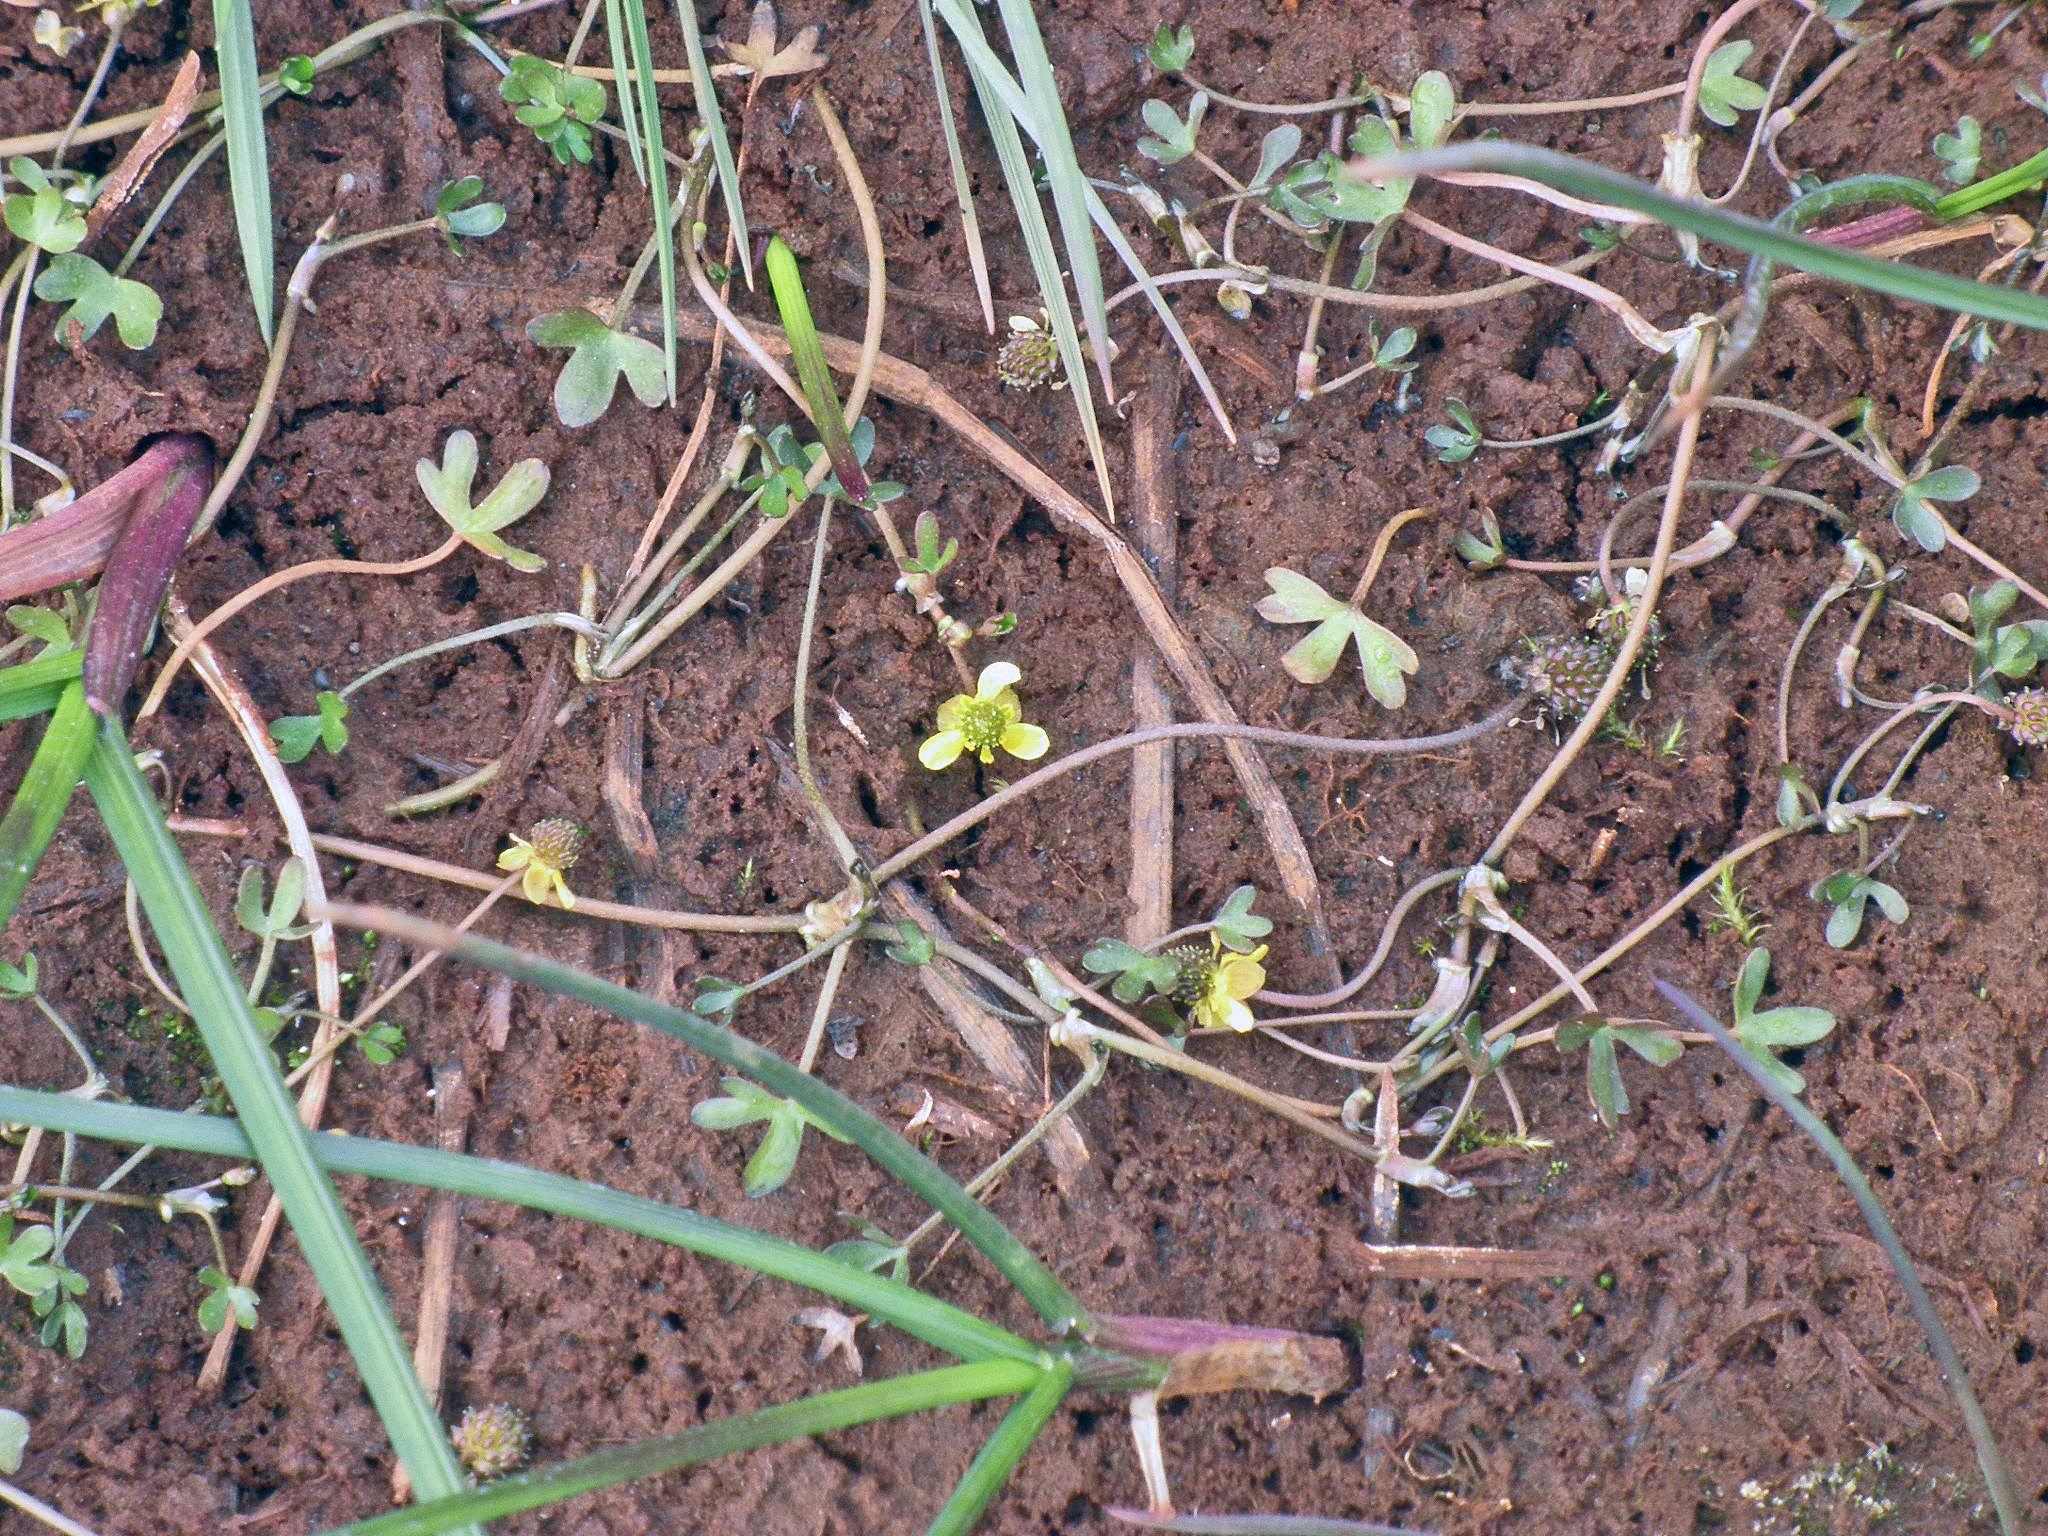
[
  {"left": 3, "top": 159, "right": 84, "bottom": 253},
  {"left": 1933, "top": 116, "right": 1983, "bottom": 185},
  {"left": 742, "top": 1105, "right": 806, "bottom": 1196},
  {"left": 1699, "top": 41, "right": 1770, "bottom": 128},
  {"left": 1254, "top": 568, "right": 1348, "bottom": 626},
  {"left": 1146, "top": 23, "right": 1194, "bottom": 72},
  {"left": 435, "top": 176, "right": 506, "bottom": 250},
  {"left": 1212, "top": 885, "right": 1272, "bottom": 952},
  {"left": 693, "top": 976, "right": 744, "bottom": 1021},
  {"left": 1456, "top": 510, "right": 1505, "bottom": 570},
  {"left": 0, "top": 1222, "right": 59, "bottom": 1297},
  {"left": 1280, "top": 615, "right": 1356, "bottom": 685},
  {"left": 0, "top": 952, "right": 37, "bottom": 1000},
  {"left": 1081, "top": 939, "right": 1182, "bottom": 1004},
  {"left": 1426, "top": 399, "right": 1481, "bottom": 462},
  {"left": 1728, "top": 947, "right": 1835, "bottom": 1093},
  {"left": 7, "top": 605, "right": 74, "bottom": 652},
  {"left": 358, "top": 1022, "right": 405, "bottom": 1064},
  {"left": 277, "top": 55, "right": 316, "bottom": 95},
  {"left": 1137, "top": 93, "right": 1207, "bottom": 166},
  {"left": 1890, "top": 465, "right": 1975, "bottom": 552},
  {"left": 500, "top": 56, "right": 606, "bottom": 165},
  {"left": 1407, "top": 71, "right": 1456, "bottom": 150},
  {"left": 527, "top": 308, "right": 667, "bottom": 429},
  {"left": 823, "top": 1237, "right": 909, "bottom": 1284},
  {"left": 33, "top": 253, "right": 162, "bottom": 349},
  {"left": 883, "top": 919, "right": 934, "bottom": 966},
  {"left": 0, "top": 1408, "right": 28, "bottom": 1474},
  {"left": 269, "top": 691, "right": 349, "bottom": 763},
  {"left": 196, "top": 1268, "right": 259, "bottom": 1333},
  {"left": 415, "top": 428, "right": 550, "bottom": 570},
  {"left": 1250, "top": 124, "right": 1302, "bottom": 190}
]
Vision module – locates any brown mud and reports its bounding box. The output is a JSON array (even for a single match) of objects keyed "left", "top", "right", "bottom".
[{"left": 2, "top": 0, "right": 2045, "bottom": 1532}]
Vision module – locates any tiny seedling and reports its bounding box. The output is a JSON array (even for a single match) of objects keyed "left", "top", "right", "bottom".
[
  {"left": 1967, "top": 581, "right": 2048, "bottom": 697},
  {"left": 2, "top": 158, "right": 85, "bottom": 253},
  {"left": 1554, "top": 1015, "right": 1683, "bottom": 1127},
  {"left": 196, "top": 1265, "right": 260, "bottom": 1333},
  {"left": 500, "top": 56, "right": 607, "bottom": 166},
  {"left": 0, "top": 1215, "right": 88, "bottom": 1358},
  {"left": 822, "top": 1217, "right": 911, "bottom": 1284},
  {"left": 1136, "top": 92, "right": 1209, "bottom": 166},
  {"left": 1427, "top": 399, "right": 1482, "bottom": 463},
  {"left": 1705, "top": 863, "right": 1769, "bottom": 946},
  {"left": 277, "top": 54, "right": 317, "bottom": 95},
  {"left": 269, "top": 690, "right": 349, "bottom": 763},
  {"left": 527, "top": 309, "right": 667, "bottom": 429},
  {"left": 1697, "top": 41, "right": 1770, "bottom": 127},
  {"left": 881, "top": 919, "right": 934, "bottom": 967},
  {"left": 1145, "top": 22, "right": 1195, "bottom": 72},
  {"left": 1888, "top": 465, "right": 1977, "bottom": 553},
  {"left": 414, "top": 428, "right": 551, "bottom": 572},
  {"left": 1811, "top": 870, "right": 1909, "bottom": 949},
  {"left": 33, "top": 254, "right": 162, "bottom": 349},
  {"left": 1934, "top": 115, "right": 1984, "bottom": 185},
  {"left": 434, "top": 176, "right": 507, "bottom": 253},
  {"left": 691, "top": 1077, "right": 851, "bottom": 1197},
  {"left": 1255, "top": 568, "right": 1418, "bottom": 708},
  {"left": 1456, "top": 509, "right": 1505, "bottom": 569},
  {"left": 1729, "top": 947, "right": 1837, "bottom": 1096}
]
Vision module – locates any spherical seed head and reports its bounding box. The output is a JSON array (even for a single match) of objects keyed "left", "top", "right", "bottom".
[
  {"left": 1524, "top": 636, "right": 1613, "bottom": 722},
  {"left": 996, "top": 327, "right": 1060, "bottom": 391},
  {"left": 452, "top": 1403, "right": 530, "bottom": 1482},
  {"left": 1164, "top": 943, "right": 1215, "bottom": 1004},
  {"left": 2009, "top": 687, "right": 2048, "bottom": 747},
  {"left": 528, "top": 819, "right": 583, "bottom": 871},
  {"left": 1586, "top": 598, "right": 1664, "bottom": 658}
]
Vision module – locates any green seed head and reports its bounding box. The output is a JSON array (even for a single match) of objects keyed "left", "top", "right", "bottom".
[
  {"left": 1523, "top": 636, "right": 1613, "bottom": 723},
  {"left": 996, "top": 327, "right": 1060, "bottom": 391},
  {"left": 1163, "top": 943, "right": 1215, "bottom": 1003},
  {"left": 955, "top": 696, "right": 1012, "bottom": 756},
  {"left": 528, "top": 819, "right": 584, "bottom": 871},
  {"left": 2009, "top": 687, "right": 2048, "bottom": 747},
  {"left": 452, "top": 1403, "right": 530, "bottom": 1482}
]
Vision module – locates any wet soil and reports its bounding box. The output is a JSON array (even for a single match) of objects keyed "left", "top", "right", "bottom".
[{"left": 3, "top": 0, "right": 2047, "bottom": 1532}]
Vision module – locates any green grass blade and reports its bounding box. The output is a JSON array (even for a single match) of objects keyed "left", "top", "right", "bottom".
[
  {"left": 619, "top": 0, "right": 676, "bottom": 398},
  {"left": 1655, "top": 980, "right": 2022, "bottom": 1536},
  {"left": 924, "top": 1355, "right": 1072, "bottom": 1536},
  {"left": 1372, "top": 142, "right": 2048, "bottom": 332},
  {"left": 1936, "top": 145, "right": 2048, "bottom": 220},
  {"left": 932, "top": 0, "right": 1116, "bottom": 516},
  {"left": 764, "top": 235, "right": 868, "bottom": 500},
  {"left": 320, "top": 906, "right": 1095, "bottom": 1332},
  {"left": 989, "top": 0, "right": 1110, "bottom": 400},
  {"left": 603, "top": 0, "right": 647, "bottom": 184},
  {"left": 0, "top": 679, "right": 92, "bottom": 933},
  {"left": 316, "top": 1360, "right": 1045, "bottom": 1536},
  {"left": 672, "top": 0, "right": 749, "bottom": 285},
  {"left": 211, "top": 0, "right": 275, "bottom": 345},
  {"left": 0, "top": 646, "right": 82, "bottom": 725},
  {"left": 0, "top": 1088, "right": 1046, "bottom": 1367},
  {"left": 80, "top": 720, "right": 470, "bottom": 1518},
  {"left": 915, "top": 0, "right": 994, "bottom": 331}
]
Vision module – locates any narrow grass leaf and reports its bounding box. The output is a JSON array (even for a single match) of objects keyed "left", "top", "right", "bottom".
[
  {"left": 0, "top": 1088, "right": 1044, "bottom": 1367},
  {"left": 0, "top": 681, "right": 93, "bottom": 933},
  {"left": 915, "top": 0, "right": 994, "bottom": 331},
  {"left": 0, "top": 648, "right": 82, "bottom": 726},
  {"left": 317, "top": 905, "right": 1094, "bottom": 1332},
  {"left": 81, "top": 723, "right": 471, "bottom": 1518},
  {"left": 1654, "top": 980, "right": 2022, "bottom": 1536},
  {"left": 1367, "top": 143, "right": 2048, "bottom": 332},
  {"left": 315, "top": 1361, "right": 1045, "bottom": 1536},
  {"left": 924, "top": 1356, "right": 1072, "bottom": 1536},
  {"left": 618, "top": 0, "right": 677, "bottom": 398},
  {"left": 764, "top": 236, "right": 867, "bottom": 500},
  {"left": 211, "top": 0, "right": 275, "bottom": 344},
  {"left": 672, "top": 0, "right": 749, "bottom": 284},
  {"left": 603, "top": 0, "right": 647, "bottom": 184}
]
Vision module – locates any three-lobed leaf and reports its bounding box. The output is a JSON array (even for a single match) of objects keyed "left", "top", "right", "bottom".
[
  {"left": 3, "top": 158, "right": 84, "bottom": 253},
  {"left": 1730, "top": 947, "right": 1836, "bottom": 1094},
  {"left": 269, "top": 690, "right": 349, "bottom": 763},
  {"left": 1699, "top": 41, "right": 1770, "bottom": 127},
  {"left": 1890, "top": 464, "right": 1977, "bottom": 552},
  {"left": 416, "top": 428, "right": 550, "bottom": 570},
  {"left": 1255, "top": 568, "right": 1418, "bottom": 707},
  {"left": 1212, "top": 884, "right": 1272, "bottom": 953},
  {"left": 33, "top": 254, "right": 162, "bottom": 349},
  {"left": 528, "top": 308, "right": 666, "bottom": 429},
  {"left": 1137, "top": 93, "right": 1207, "bottom": 165},
  {"left": 1146, "top": 22, "right": 1194, "bottom": 72},
  {"left": 1080, "top": 939, "right": 1181, "bottom": 1004}
]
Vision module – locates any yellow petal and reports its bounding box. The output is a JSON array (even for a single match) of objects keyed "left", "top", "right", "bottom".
[
  {"left": 933, "top": 694, "right": 969, "bottom": 732},
  {"left": 1001, "top": 721, "right": 1049, "bottom": 760},
  {"left": 521, "top": 865, "right": 551, "bottom": 904},
  {"left": 1224, "top": 955, "right": 1267, "bottom": 1000},
  {"left": 919, "top": 730, "right": 967, "bottom": 770},
  {"left": 551, "top": 872, "right": 577, "bottom": 910},
  {"left": 1221, "top": 997, "right": 1257, "bottom": 1032},
  {"left": 976, "top": 660, "right": 1021, "bottom": 698},
  {"left": 497, "top": 840, "right": 533, "bottom": 872}
]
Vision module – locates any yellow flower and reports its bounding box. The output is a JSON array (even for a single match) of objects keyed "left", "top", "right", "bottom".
[
  {"left": 918, "top": 661, "right": 1049, "bottom": 770},
  {"left": 1191, "top": 940, "right": 1267, "bottom": 1033},
  {"left": 498, "top": 818, "right": 583, "bottom": 908}
]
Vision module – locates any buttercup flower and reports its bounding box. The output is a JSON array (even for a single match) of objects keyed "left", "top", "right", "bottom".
[
  {"left": 1190, "top": 938, "right": 1267, "bottom": 1033},
  {"left": 918, "top": 662, "right": 1049, "bottom": 770},
  {"left": 498, "top": 818, "right": 583, "bottom": 907}
]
